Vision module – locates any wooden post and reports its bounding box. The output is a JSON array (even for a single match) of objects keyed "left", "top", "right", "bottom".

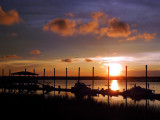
[
  {"left": 78, "top": 67, "right": 80, "bottom": 84},
  {"left": 25, "top": 68, "right": 26, "bottom": 78},
  {"left": 126, "top": 97, "right": 127, "bottom": 107},
  {"left": 108, "top": 66, "right": 109, "bottom": 90},
  {"left": 108, "top": 94, "right": 109, "bottom": 105},
  {"left": 2, "top": 69, "right": 4, "bottom": 77},
  {"left": 33, "top": 68, "right": 35, "bottom": 77},
  {"left": 92, "top": 67, "right": 94, "bottom": 90},
  {"left": 54, "top": 68, "right": 55, "bottom": 88},
  {"left": 9, "top": 69, "right": 11, "bottom": 76},
  {"left": 66, "top": 67, "right": 67, "bottom": 90},
  {"left": 43, "top": 68, "right": 45, "bottom": 91},
  {"left": 126, "top": 66, "right": 127, "bottom": 91},
  {"left": 146, "top": 65, "right": 147, "bottom": 90}
]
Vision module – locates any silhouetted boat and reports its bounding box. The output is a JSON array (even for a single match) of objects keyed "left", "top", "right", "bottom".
[
  {"left": 99, "top": 88, "right": 121, "bottom": 96},
  {"left": 123, "top": 85, "right": 154, "bottom": 95},
  {"left": 122, "top": 85, "right": 156, "bottom": 100},
  {"left": 43, "top": 84, "right": 54, "bottom": 91},
  {"left": 71, "top": 82, "right": 94, "bottom": 95}
]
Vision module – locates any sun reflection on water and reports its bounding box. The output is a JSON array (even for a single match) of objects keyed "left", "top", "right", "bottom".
[{"left": 111, "top": 80, "right": 119, "bottom": 91}]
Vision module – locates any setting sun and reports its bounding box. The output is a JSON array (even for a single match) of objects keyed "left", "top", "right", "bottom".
[
  {"left": 108, "top": 63, "right": 122, "bottom": 76},
  {"left": 111, "top": 80, "right": 119, "bottom": 91}
]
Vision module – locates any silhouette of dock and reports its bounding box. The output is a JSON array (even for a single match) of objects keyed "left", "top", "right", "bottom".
[{"left": 1, "top": 66, "right": 160, "bottom": 102}]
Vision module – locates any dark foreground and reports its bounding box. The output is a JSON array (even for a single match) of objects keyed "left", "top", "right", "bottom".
[{"left": 0, "top": 93, "right": 160, "bottom": 120}]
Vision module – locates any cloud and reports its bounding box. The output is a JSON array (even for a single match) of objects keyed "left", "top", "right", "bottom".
[
  {"left": 106, "top": 18, "right": 131, "bottom": 38},
  {"left": 11, "top": 33, "right": 18, "bottom": 37},
  {"left": 61, "top": 58, "right": 72, "bottom": 62},
  {"left": 91, "top": 11, "right": 108, "bottom": 23},
  {"left": 0, "top": 6, "right": 23, "bottom": 26},
  {"left": 66, "top": 12, "right": 74, "bottom": 17},
  {"left": 44, "top": 11, "right": 155, "bottom": 42},
  {"left": 30, "top": 50, "right": 41, "bottom": 55},
  {"left": 85, "top": 58, "right": 93, "bottom": 62},
  {"left": 126, "top": 33, "right": 156, "bottom": 41},
  {"left": 79, "top": 21, "right": 99, "bottom": 34},
  {"left": 78, "top": 11, "right": 108, "bottom": 35},
  {"left": 43, "top": 18, "right": 77, "bottom": 36},
  {"left": 1, "top": 55, "right": 22, "bottom": 60},
  {"left": 142, "top": 33, "right": 156, "bottom": 41}
]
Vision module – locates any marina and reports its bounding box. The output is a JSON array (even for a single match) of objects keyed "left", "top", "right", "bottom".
[{"left": 1, "top": 65, "right": 160, "bottom": 107}]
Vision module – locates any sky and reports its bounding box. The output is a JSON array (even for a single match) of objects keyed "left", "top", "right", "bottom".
[{"left": 0, "top": 0, "right": 160, "bottom": 76}]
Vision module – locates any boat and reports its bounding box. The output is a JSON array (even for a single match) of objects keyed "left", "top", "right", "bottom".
[
  {"left": 122, "top": 85, "right": 155, "bottom": 101},
  {"left": 71, "top": 82, "right": 92, "bottom": 95},
  {"left": 99, "top": 88, "right": 120, "bottom": 96}
]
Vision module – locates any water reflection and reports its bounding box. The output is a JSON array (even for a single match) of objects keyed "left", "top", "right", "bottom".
[
  {"left": 111, "top": 80, "right": 119, "bottom": 91},
  {"left": 38, "top": 80, "right": 160, "bottom": 107}
]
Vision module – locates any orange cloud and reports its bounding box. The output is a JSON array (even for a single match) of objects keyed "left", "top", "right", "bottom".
[
  {"left": 126, "top": 33, "right": 156, "bottom": 41},
  {"left": 44, "top": 11, "right": 155, "bottom": 42},
  {"left": 79, "top": 21, "right": 99, "bottom": 34},
  {"left": 1, "top": 55, "right": 22, "bottom": 60},
  {"left": 43, "top": 18, "right": 77, "bottom": 36},
  {"left": 30, "top": 50, "right": 41, "bottom": 55},
  {"left": 85, "top": 58, "right": 93, "bottom": 62},
  {"left": 106, "top": 18, "right": 131, "bottom": 38},
  {"left": 79, "top": 11, "right": 108, "bottom": 35},
  {"left": 0, "top": 6, "right": 23, "bottom": 26},
  {"left": 91, "top": 11, "right": 108, "bottom": 23},
  {"left": 132, "top": 29, "right": 138, "bottom": 34},
  {"left": 61, "top": 58, "right": 72, "bottom": 62},
  {"left": 11, "top": 33, "right": 18, "bottom": 37},
  {"left": 66, "top": 12, "right": 74, "bottom": 17}
]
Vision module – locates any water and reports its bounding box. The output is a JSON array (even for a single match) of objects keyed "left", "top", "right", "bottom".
[{"left": 40, "top": 79, "right": 160, "bottom": 107}]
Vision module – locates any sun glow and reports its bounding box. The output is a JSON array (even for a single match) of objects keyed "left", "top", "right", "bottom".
[
  {"left": 108, "top": 63, "right": 122, "bottom": 76},
  {"left": 111, "top": 80, "right": 119, "bottom": 91}
]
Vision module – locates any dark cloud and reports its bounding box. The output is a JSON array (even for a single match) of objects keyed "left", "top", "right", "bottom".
[
  {"left": 43, "top": 18, "right": 77, "bottom": 36},
  {"left": 106, "top": 18, "right": 131, "bottom": 38},
  {"left": 61, "top": 58, "right": 72, "bottom": 62},
  {"left": 85, "top": 58, "right": 93, "bottom": 62}
]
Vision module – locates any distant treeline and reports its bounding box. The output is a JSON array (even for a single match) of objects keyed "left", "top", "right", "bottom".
[{"left": 0, "top": 76, "right": 160, "bottom": 82}]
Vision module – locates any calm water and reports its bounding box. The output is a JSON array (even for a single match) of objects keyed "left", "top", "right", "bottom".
[{"left": 39, "top": 79, "right": 160, "bottom": 107}]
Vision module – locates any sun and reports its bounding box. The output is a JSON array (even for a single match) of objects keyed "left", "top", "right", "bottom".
[{"left": 108, "top": 63, "right": 122, "bottom": 76}]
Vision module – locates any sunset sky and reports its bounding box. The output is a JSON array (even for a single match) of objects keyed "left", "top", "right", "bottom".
[{"left": 0, "top": 0, "right": 160, "bottom": 76}]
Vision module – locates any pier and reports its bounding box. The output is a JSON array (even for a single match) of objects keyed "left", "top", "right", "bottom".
[{"left": 1, "top": 65, "right": 160, "bottom": 101}]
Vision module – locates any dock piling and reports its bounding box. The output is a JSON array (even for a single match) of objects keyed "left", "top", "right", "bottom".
[
  {"left": 25, "top": 68, "right": 26, "bottom": 77},
  {"left": 108, "top": 66, "right": 110, "bottom": 91},
  {"left": 54, "top": 68, "right": 55, "bottom": 88},
  {"left": 78, "top": 67, "right": 80, "bottom": 84},
  {"left": 43, "top": 68, "right": 45, "bottom": 91},
  {"left": 9, "top": 69, "right": 11, "bottom": 76},
  {"left": 2, "top": 69, "right": 4, "bottom": 77},
  {"left": 66, "top": 67, "right": 67, "bottom": 90},
  {"left": 92, "top": 67, "right": 94, "bottom": 90},
  {"left": 126, "top": 66, "right": 127, "bottom": 91},
  {"left": 146, "top": 65, "right": 147, "bottom": 90}
]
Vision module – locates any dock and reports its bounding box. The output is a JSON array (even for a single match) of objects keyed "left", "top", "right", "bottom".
[{"left": 1, "top": 66, "right": 160, "bottom": 101}]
